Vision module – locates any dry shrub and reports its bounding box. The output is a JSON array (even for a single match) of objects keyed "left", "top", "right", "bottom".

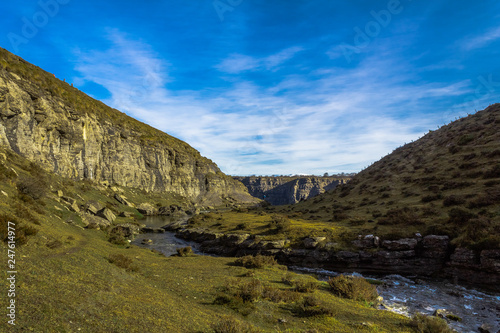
[
  {"left": 328, "top": 275, "right": 378, "bottom": 303},
  {"left": 211, "top": 316, "right": 260, "bottom": 333},
  {"left": 410, "top": 313, "right": 453, "bottom": 333},
  {"left": 448, "top": 208, "right": 476, "bottom": 226},
  {"left": 108, "top": 254, "right": 138, "bottom": 272},
  {"left": 262, "top": 285, "right": 300, "bottom": 303},
  {"left": 294, "top": 295, "right": 335, "bottom": 317},
  {"left": 378, "top": 207, "right": 422, "bottom": 226},
  {"left": 269, "top": 215, "right": 291, "bottom": 232},
  {"left": 293, "top": 280, "right": 318, "bottom": 293},
  {"left": 0, "top": 215, "right": 38, "bottom": 246},
  {"left": 234, "top": 255, "right": 277, "bottom": 269},
  {"left": 176, "top": 246, "right": 193, "bottom": 257},
  {"left": 443, "top": 195, "right": 466, "bottom": 207},
  {"left": 16, "top": 176, "right": 46, "bottom": 200}
]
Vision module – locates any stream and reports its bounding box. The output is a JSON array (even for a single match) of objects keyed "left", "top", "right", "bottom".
[{"left": 132, "top": 216, "right": 500, "bottom": 333}]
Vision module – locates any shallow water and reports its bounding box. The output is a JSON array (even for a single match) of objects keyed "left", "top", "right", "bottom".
[{"left": 134, "top": 216, "right": 500, "bottom": 333}]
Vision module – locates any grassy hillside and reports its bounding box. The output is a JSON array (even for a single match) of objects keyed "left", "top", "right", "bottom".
[
  {"left": 0, "top": 145, "right": 423, "bottom": 332},
  {"left": 289, "top": 104, "right": 500, "bottom": 249}
]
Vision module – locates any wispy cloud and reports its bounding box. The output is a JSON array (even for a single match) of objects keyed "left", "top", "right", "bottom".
[
  {"left": 72, "top": 32, "right": 478, "bottom": 175},
  {"left": 461, "top": 26, "right": 500, "bottom": 50},
  {"left": 215, "top": 46, "right": 304, "bottom": 74}
]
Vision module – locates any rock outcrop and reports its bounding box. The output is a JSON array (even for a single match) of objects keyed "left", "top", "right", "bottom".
[
  {"left": 234, "top": 176, "right": 349, "bottom": 205},
  {"left": 169, "top": 226, "right": 500, "bottom": 289},
  {"left": 0, "top": 48, "right": 257, "bottom": 207}
]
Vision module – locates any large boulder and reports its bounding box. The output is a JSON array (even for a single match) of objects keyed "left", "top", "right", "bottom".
[
  {"left": 97, "top": 208, "right": 116, "bottom": 223},
  {"left": 137, "top": 203, "right": 158, "bottom": 216},
  {"left": 381, "top": 238, "right": 418, "bottom": 251},
  {"left": 114, "top": 194, "right": 134, "bottom": 207}
]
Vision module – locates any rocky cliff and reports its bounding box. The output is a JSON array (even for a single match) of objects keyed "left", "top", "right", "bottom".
[
  {"left": 0, "top": 48, "right": 257, "bottom": 207},
  {"left": 234, "top": 176, "right": 349, "bottom": 205}
]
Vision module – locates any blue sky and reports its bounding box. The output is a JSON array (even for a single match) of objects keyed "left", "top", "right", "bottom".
[{"left": 2, "top": 0, "right": 500, "bottom": 175}]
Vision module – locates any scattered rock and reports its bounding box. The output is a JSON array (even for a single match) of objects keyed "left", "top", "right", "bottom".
[
  {"left": 97, "top": 208, "right": 116, "bottom": 223},
  {"left": 56, "top": 190, "right": 63, "bottom": 197},
  {"left": 381, "top": 238, "right": 418, "bottom": 251},
  {"left": 82, "top": 214, "right": 110, "bottom": 229},
  {"left": 1, "top": 190, "right": 8, "bottom": 197},
  {"left": 61, "top": 196, "right": 76, "bottom": 205},
  {"left": 303, "top": 237, "right": 326, "bottom": 249},
  {"left": 478, "top": 323, "right": 495, "bottom": 333},
  {"left": 68, "top": 202, "right": 80, "bottom": 213},
  {"left": 119, "top": 211, "right": 134, "bottom": 218},
  {"left": 114, "top": 194, "right": 134, "bottom": 207},
  {"left": 137, "top": 203, "right": 158, "bottom": 216},
  {"left": 141, "top": 239, "right": 153, "bottom": 245},
  {"left": 433, "top": 309, "right": 462, "bottom": 321}
]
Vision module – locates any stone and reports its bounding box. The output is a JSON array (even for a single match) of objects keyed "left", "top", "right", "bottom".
[
  {"left": 1, "top": 190, "right": 7, "bottom": 197},
  {"left": 86, "top": 203, "right": 99, "bottom": 215},
  {"left": 119, "top": 211, "right": 134, "bottom": 218},
  {"left": 114, "top": 193, "right": 134, "bottom": 207},
  {"left": 137, "top": 203, "right": 158, "bottom": 216},
  {"left": 480, "top": 250, "right": 500, "bottom": 273},
  {"left": 68, "top": 202, "right": 80, "bottom": 213},
  {"left": 97, "top": 208, "right": 116, "bottom": 223},
  {"left": 433, "top": 309, "right": 462, "bottom": 322},
  {"left": 382, "top": 238, "right": 418, "bottom": 251},
  {"left": 141, "top": 239, "right": 153, "bottom": 245},
  {"left": 303, "top": 237, "right": 325, "bottom": 249},
  {"left": 61, "top": 196, "right": 76, "bottom": 205},
  {"left": 82, "top": 214, "right": 110, "bottom": 229},
  {"left": 56, "top": 190, "right": 63, "bottom": 197},
  {"left": 110, "top": 224, "right": 140, "bottom": 238},
  {"left": 478, "top": 323, "right": 494, "bottom": 333}
]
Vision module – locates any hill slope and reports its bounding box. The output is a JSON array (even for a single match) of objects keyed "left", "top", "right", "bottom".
[
  {"left": 0, "top": 48, "right": 256, "bottom": 207},
  {"left": 293, "top": 104, "right": 500, "bottom": 249}
]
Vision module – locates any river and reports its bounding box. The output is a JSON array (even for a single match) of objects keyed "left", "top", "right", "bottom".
[{"left": 132, "top": 216, "right": 500, "bottom": 333}]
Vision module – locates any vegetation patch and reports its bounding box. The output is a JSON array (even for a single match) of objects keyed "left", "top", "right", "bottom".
[{"left": 328, "top": 275, "right": 379, "bottom": 303}]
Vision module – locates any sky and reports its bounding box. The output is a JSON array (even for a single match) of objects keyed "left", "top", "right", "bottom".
[{"left": 1, "top": 0, "right": 500, "bottom": 175}]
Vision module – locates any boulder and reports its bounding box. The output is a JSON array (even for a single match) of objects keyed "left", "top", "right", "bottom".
[
  {"left": 353, "top": 235, "right": 380, "bottom": 249},
  {"left": 303, "top": 237, "right": 326, "bottom": 249},
  {"left": 119, "top": 211, "right": 134, "bottom": 218},
  {"left": 480, "top": 250, "right": 500, "bottom": 273},
  {"left": 61, "top": 196, "right": 76, "bottom": 205},
  {"left": 141, "top": 239, "right": 153, "bottom": 245},
  {"left": 82, "top": 214, "right": 111, "bottom": 229},
  {"left": 382, "top": 238, "right": 418, "bottom": 251},
  {"left": 114, "top": 194, "right": 134, "bottom": 207},
  {"left": 56, "top": 190, "right": 63, "bottom": 197},
  {"left": 85, "top": 203, "right": 99, "bottom": 215},
  {"left": 68, "top": 202, "right": 80, "bottom": 213},
  {"left": 137, "top": 203, "right": 158, "bottom": 216},
  {"left": 110, "top": 224, "right": 140, "bottom": 238},
  {"left": 97, "top": 208, "right": 116, "bottom": 223}
]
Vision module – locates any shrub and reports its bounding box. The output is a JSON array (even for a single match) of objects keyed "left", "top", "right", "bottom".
[
  {"left": 46, "top": 239, "right": 63, "bottom": 249},
  {"left": 176, "top": 246, "right": 193, "bottom": 257},
  {"left": 457, "top": 134, "right": 474, "bottom": 146},
  {"left": 410, "top": 313, "right": 453, "bottom": 333},
  {"left": 293, "top": 280, "right": 318, "bottom": 293},
  {"left": 0, "top": 164, "right": 16, "bottom": 181},
  {"left": 483, "top": 165, "right": 500, "bottom": 179},
  {"left": 328, "top": 275, "right": 378, "bottom": 303},
  {"left": 421, "top": 194, "right": 442, "bottom": 203},
  {"left": 108, "top": 228, "right": 128, "bottom": 246},
  {"left": 108, "top": 254, "right": 138, "bottom": 272},
  {"left": 16, "top": 176, "right": 46, "bottom": 200},
  {"left": 269, "top": 215, "right": 291, "bottom": 232},
  {"left": 0, "top": 215, "right": 38, "bottom": 246},
  {"left": 294, "top": 296, "right": 335, "bottom": 317},
  {"left": 443, "top": 195, "right": 466, "bottom": 207},
  {"left": 234, "top": 255, "right": 277, "bottom": 269},
  {"left": 448, "top": 208, "right": 476, "bottom": 226},
  {"left": 262, "top": 285, "right": 300, "bottom": 303},
  {"left": 211, "top": 316, "right": 260, "bottom": 333},
  {"left": 378, "top": 207, "right": 422, "bottom": 226}
]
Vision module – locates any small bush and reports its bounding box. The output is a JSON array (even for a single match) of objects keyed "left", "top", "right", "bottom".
[
  {"left": 378, "top": 207, "right": 422, "bottom": 226},
  {"left": 421, "top": 194, "right": 442, "bottom": 203},
  {"left": 328, "top": 275, "right": 378, "bottom": 303},
  {"left": 293, "top": 280, "right": 319, "bottom": 293},
  {"left": 457, "top": 134, "right": 474, "bottom": 146},
  {"left": 211, "top": 316, "right": 260, "bottom": 333},
  {"left": 448, "top": 208, "right": 476, "bottom": 226},
  {"left": 443, "top": 195, "right": 466, "bottom": 207},
  {"left": 176, "top": 246, "right": 193, "bottom": 257},
  {"left": 483, "top": 165, "right": 500, "bottom": 179},
  {"left": 0, "top": 215, "right": 38, "bottom": 246},
  {"left": 269, "top": 215, "right": 291, "bottom": 232},
  {"left": 108, "top": 254, "right": 138, "bottom": 272},
  {"left": 410, "top": 313, "right": 453, "bottom": 333},
  {"left": 234, "top": 255, "right": 277, "bottom": 269},
  {"left": 281, "top": 272, "right": 294, "bottom": 285},
  {"left": 16, "top": 176, "right": 46, "bottom": 200},
  {"left": 294, "top": 296, "right": 335, "bottom": 317},
  {"left": 262, "top": 285, "right": 300, "bottom": 303},
  {"left": 46, "top": 239, "right": 63, "bottom": 249}
]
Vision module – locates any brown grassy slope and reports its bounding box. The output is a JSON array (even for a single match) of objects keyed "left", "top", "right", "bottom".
[{"left": 290, "top": 104, "right": 500, "bottom": 249}]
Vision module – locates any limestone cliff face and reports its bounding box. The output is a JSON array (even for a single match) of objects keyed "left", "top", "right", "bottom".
[
  {"left": 0, "top": 49, "right": 256, "bottom": 206},
  {"left": 234, "top": 176, "right": 349, "bottom": 205}
]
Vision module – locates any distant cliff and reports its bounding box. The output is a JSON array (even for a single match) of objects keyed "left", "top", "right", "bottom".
[
  {"left": 233, "top": 176, "right": 349, "bottom": 205},
  {"left": 0, "top": 48, "right": 257, "bottom": 207}
]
